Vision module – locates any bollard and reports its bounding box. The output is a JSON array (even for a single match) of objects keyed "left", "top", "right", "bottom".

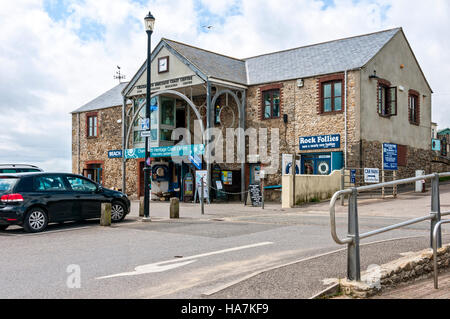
[
  {"left": 170, "top": 197, "right": 180, "bottom": 219},
  {"left": 200, "top": 177, "right": 205, "bottom": 215},
  {"left": 139, "top": 197, "right": 145, "bottom": 217},
  {"left": 100, "top": 202, "right": 112, "bottom": 226}
]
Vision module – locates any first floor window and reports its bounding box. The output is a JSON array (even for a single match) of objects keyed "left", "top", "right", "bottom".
[
  {"left": 214, "top": 97, "right": 222, "bottom": 124},
  {"left": 87, "top": 115, "right": 98, "bottom": 137},
  {"left": 378, "top": 84, "right": 397, "bottom": 116},
  {"left": 409, "top": 91, "right": 419, "bottom": 124},
  {"left": 322, "top": 81, "right": 342, "bottom": 113},
  {"left": 263, "top": 89, "right": 280, "bottom": 119}
]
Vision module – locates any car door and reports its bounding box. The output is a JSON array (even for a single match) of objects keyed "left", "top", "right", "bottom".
[
  {"left": 65, "top": 175, "right": 105, "bottom": 219},
  {"left": 32, "top": 174, "right": 74, "bottom": 222}
]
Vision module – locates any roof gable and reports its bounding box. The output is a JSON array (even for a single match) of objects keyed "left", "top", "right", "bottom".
[{"left": 72, "top": 82, "right": 128, "bottom": 114}]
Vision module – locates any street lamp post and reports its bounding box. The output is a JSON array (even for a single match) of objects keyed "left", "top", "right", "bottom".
[{"left": 143, "top": 11, "right": 155, "bottom": 222}]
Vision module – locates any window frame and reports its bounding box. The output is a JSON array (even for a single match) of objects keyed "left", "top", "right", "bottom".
[
  {"left": 318, "top": 74, "right": 344, "bottom": 115},
  {"left": 261, "top": 88, "right": 281, "bottom": 120},
  {"left": 408, "top": 90, "right": 420, "bottom": 125},
  {"left": 86, "top": 112, "right": 99, "bottom": 138},
  {"left": 377, "top": 79, "right": 397, "bottom": 117}
]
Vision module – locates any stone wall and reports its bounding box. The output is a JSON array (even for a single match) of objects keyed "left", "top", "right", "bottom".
[
  {"left": 72, "top": 105, "right": 124, "bottom": 191},
  {"left": 245, "top": 71, "right": 360, "bottom": 201},
  {"left": 340, "top": 245, "right": 450, "bottom": 298},
  {"left": 356, "top": 139, "right": 450, "bottom": 179}
]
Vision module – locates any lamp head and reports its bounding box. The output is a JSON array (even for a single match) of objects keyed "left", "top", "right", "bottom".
[{"left": 144, "top": 11, "right": 155, "bottom": 32}]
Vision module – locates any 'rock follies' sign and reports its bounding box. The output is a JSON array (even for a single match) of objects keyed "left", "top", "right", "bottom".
[{"left": 299, "top": 134, "right": 340, "bottom": 150}]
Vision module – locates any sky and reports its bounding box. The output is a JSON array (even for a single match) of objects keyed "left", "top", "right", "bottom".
[{"left": 0, "top": 0, "right": 449, "bottom": 172}]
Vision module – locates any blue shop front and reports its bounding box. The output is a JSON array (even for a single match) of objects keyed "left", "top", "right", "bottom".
[{"left": 299, "top": 134, "right": 344, "bottom": 175}]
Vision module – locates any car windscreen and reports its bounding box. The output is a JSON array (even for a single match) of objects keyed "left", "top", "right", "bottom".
[{"left": 0, "top": 177, "right": 19, "bottom": 193}]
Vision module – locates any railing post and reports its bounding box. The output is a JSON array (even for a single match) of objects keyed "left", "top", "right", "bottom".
[
  {"left": 431, "top": 173, "right": 442, "bottom": 249},
  {"left": 347, "top": 188, "right": 361, "bottom": 281},
  {"left": 340, "top": 168, "right": 345, "bottom": 206}
]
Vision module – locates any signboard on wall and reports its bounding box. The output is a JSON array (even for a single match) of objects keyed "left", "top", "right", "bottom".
[
  {"left": 432, "top": 139, "right": 441, "bottom": 151},
  {"left": 125, "top": 144, "right": 205, "bottom": 159},
  {"left": 364, "top": 168, "right": 380, "bottom": 183},
  {"left": 383, "top": 143, "right": 398, "bottom": 171},
  {"left": 108, "top": 150, "right": 123, "bottom": 158},
  {"left": 299, "top": 134, "right": 340, "bottom": 150}
]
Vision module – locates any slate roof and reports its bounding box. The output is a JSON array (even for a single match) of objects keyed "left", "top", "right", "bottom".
[
  {"left": 71, "top": 82, "right": 129, "bottom": 114},
  {"left": 244, "top": 28, "right": 400, "bottom": 85},
  {"left": 163, "top": 39, "right": 248, "bottom": 85},
  {"left": 78, "top": 28, "right": 411, "bottom": 113}
]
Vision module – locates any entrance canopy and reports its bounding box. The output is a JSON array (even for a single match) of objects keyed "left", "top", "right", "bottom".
[{"left": 120, "top": 38, "right": 248, "bottom": 199}]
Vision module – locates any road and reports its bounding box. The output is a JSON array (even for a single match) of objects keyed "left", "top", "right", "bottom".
[{"left": 1, "top": 184, "right": 449, "bottom": 299}]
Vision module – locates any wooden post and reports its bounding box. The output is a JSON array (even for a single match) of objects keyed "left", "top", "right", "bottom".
[
  {"left": 170, "top": 197, "right": 180, "bottom": 219},
  {"left": 100, "top": 203, "right": 111, "bottom": 226}
]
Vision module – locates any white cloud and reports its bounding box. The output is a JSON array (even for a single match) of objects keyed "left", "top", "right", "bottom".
[{"left": 0, "top": 0, "right": 449, "bottom": 172}]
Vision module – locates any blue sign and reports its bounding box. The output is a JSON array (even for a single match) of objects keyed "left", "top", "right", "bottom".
[
  {"left": 299, "top": 134, "right": 340, "bottom": 150},
  {"left": 125, "top": 144, "right": 205, "bottom": 159},
  {"left": 383, "top": 143, "right": 398, "bottom": 171},
  {"left": 140, "top": 118, "right": 149, "bottom": 130},
  {"left": 432, "top": 139, "right": 441, "bottom": 151},
  {"left": 108, "top": 150, "right": 123, "bottom": 158},
  {"left": 189, "top": 153, "right": 202, "bottom": 170},
  {"left": 350, "top": 169, "right": 356, "bottom": 184}
]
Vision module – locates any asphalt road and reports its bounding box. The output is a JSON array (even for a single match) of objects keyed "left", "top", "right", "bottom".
[{"left": 0, "top": 185, "right": 449, "bottom": 299}]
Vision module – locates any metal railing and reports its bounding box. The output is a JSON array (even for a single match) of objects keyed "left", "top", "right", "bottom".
[
  {"left": 330, "top": 172, "right": 450, "bottom": 281},
  {"left": 433, "top": 220, "right": 450, "bottom": 289},
  {"left": 340, "top": 168, "right": 398, "bottom": 205}
]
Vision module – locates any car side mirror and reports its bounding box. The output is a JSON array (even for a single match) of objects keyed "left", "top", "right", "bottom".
[{"left": 96, "top": 185, "right": 103, "bottom": 193}]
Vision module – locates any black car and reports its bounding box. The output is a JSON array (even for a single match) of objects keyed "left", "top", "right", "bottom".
[{"left": 0, "top": 172, "right": 130, "bottom": 233}]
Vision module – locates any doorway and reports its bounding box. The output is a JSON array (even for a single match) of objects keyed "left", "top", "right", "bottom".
[{"left": 83, "top": 163, "right": 103, "bottom": 184}]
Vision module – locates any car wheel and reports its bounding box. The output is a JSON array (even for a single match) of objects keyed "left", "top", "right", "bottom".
[
  {"left": 111, "top": 202, "right": 126, "bottom": 222},
  {"left": 0, "top": 225, "right": 8, "bottom": 231},
  {"left": 23, "top": 208, "right": 48, "bottom": 233}
]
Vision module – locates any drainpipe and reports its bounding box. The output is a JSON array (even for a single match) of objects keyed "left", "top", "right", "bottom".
[
  {"left": 122, "top": 96, "right": 127, "bottom": 194},
  {"left": 77, "top": 113, "right": 81, "bottom": 174},
  {"left": 344, "top": 70, "right": 348, "bottom": 169}
]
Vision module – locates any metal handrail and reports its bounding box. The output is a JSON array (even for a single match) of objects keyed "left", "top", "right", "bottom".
[
  {"left": 433, "top": 220, "right": 450, "bottom": 289},
  {"left": 330, "top": 171, "right": 450, "bottom": 281}
]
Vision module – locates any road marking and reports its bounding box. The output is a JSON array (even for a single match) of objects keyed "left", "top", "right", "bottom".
[
  {"left": 2, "top": 226, "right": 93, "bottom": 237},
  {"left": 96, "top": 241, "right": 274, "bottom": 280}
]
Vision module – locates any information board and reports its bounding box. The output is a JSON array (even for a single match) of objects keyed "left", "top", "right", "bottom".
[
  {"left": 364, "top": 168, "right": 380, "bottom": 184},
  {"left": 248, "top": 184, "right": 263, "bottom": 207},
  {"left": 383, "top": 143, "right": 398, "bottom": 171}
]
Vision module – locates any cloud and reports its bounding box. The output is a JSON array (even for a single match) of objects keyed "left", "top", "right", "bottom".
[{"left": 0, "top": 0, "right": 449, "bottom": 173}]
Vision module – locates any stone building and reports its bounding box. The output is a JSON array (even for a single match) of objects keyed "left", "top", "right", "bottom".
[{"left": 72, "top": 27, "right": 446, "bottom": 201}]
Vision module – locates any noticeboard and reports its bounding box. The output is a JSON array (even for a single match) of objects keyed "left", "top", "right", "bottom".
[
  {"left": 248, "top": 184, "right": 263, "bottom": 207},
  {"left": 383, "top": 143, "right": 398, "bottom": 171},
  {"left": 364, "top": 168, "right": 380, "bottom": 184}
]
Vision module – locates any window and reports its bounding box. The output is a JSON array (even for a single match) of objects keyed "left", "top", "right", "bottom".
[
  {"left": 262, "top": 89, "right": 280, "bottom": 119},
  {"left": 87, "top": 114, "right": 98, "bottom": 137},
  {"left": 66, "top": 176, "right": 98, "bottom": 192},
  {"left": 33, "top": 176, "right": 68, "bottom": 192},
  {"left": 409, "top": 90, "right": 420, "bottom": 125},
  {"left": 378, "top": 83, "right": 397, "bottom": 116},
  {"left": 321, "top": 81, "right": 342, "bottom": 113},
  {"left": 214, "top": 97, "right": 222, "bottom": 124}
]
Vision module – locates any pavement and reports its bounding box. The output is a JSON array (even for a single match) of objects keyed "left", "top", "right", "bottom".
[{"left": 1, "top": 184, "right": 450, "bottom": 299}]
